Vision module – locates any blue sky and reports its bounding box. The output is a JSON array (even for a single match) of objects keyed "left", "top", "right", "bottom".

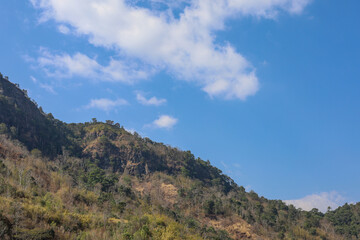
[{"left": 1, "top": 0, "right": 359, "bottom": 212}]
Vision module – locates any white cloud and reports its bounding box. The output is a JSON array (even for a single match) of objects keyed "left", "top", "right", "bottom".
[
  {"left": 30, "top": 75, "right": 57, "bottom": 94},
  {"left": 125, "top": 128, "right": 136, "bottom": 134},
  {"left": 284, "top": 191, "right": 346, "bottom": 213},
  {"left": 152, "top": 115, "right": 178, "bottom": 129},
  {"left": 136, "top": 92, "right": 167, "bottom": 106},
  {"left": 35, "top": 48, "right": 150, "bottom": 83},
  {"left": 85, "top": 98, "right": 128, "bottom": 112},
  {"left": 31, "top": 0, "right": 311, "bottom": 100},
  {"left": 58, "top": 24, "right": 70, "bottom": 34},
  {"left": 39, "top": 83, "right": 57, "bottom": 94},
  {"left": 30, "top": 76, "right": 38, "bottom": 83}
]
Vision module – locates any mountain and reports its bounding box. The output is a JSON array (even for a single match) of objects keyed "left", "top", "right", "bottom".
[
  {"left": 0, "top": 73, "right": 359, "bottom": 240},
  {"left": 0, "top": 74, "right": 72, "bottom": 157}
]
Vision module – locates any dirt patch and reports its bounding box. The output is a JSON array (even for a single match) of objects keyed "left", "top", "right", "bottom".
[
  {"left": 134, "top": 186, "right": 144, "bottom": 194},
  {"left": 225, "top": 222, "right": 252, "bottom": 239},
  {"left": 208, "top": 216, "right": 267, "bottom": 240},
  {"left": 160, "top": 183, "right": 178, "bottom": 204}
]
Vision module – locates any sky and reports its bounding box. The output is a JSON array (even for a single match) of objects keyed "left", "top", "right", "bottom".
[{"left": 1, "top": 0, "right": 360, "bottom": 212}]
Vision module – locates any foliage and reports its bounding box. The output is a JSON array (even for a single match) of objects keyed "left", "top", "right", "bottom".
[
  {"left": 326, "top": 203, "right": 360, "bottom": 238},
  {"left": 0, "top": 74, "right": 358, "bottom": 239}
]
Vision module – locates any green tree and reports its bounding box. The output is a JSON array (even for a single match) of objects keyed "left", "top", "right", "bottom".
[
  {"left": 204, "top": 200, "right": 215, "bottom": 215},
  {"left": 10, "top": 126, "right": 17, "bottom": 138},
  {"left": 0, "top": 123, "right": 8, "bottom": 134}
]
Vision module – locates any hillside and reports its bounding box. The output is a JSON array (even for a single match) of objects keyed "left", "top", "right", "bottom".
[
  {"left": 0, "top": 73, "right": 359, "bottom": 240},
  {"left": 0, "top": 74, "right": 72, "bottom": 157}
]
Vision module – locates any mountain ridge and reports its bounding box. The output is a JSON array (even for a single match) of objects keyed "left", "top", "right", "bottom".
[{"left": 0, "top": 73, "right": 359, "bottom": 239}]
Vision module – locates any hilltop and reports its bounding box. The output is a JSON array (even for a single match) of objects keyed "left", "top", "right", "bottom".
[{"left": 0, "top": 73, "right": 359, "bottom": 239}]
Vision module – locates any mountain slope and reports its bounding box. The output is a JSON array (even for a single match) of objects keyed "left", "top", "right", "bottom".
[
  {"left": 0, "top": 73, "right": 359, "bottom": 240},
  {"left": 0, "top": 74, "right": 73, "bottom": 157}
]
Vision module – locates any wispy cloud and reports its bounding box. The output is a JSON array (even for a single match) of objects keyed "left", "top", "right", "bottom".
[
  {"left": 125, "top": 128, "right": 136, "bottom": 134},
  {"left": 58, "top": 24, "right": 70, "bottom": 34},
  {"left": 148, "top": 115, "right": 178, "bottom": 129},
  {"left": 220, "top": 161, "right": 243, "bottom": 182},
  {"left": 39, "top": 83, "right": 56, "bottom": 94},
  {"left": 30, "top": 0, "right": 312, "bottom": 100},
  {"left": 284, "top": 191, "right": 346, "bottom": 213},
  {"left": 136, "top": 92, "right": 166, "bottom": 106},
  {"left": 85, "top": 98, "right": 128, "bottom": 112},
  {"left": 31, "top": 76, "right": 57, "bottom": 94},
  {"left": 30, "top": 76, "right": 38, "bottom": 84},
  {"left": 33, "top": 48, "right": 150, "bottom": 83}
]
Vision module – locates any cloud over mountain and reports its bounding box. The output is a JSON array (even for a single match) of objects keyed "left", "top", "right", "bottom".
[
  {"left": 284, "top": 191, "right": 346, "bottom": 213},
  {"left": 30, "top": 0, "right": 311, "bottom": 100},
  {"left": 152, "top": 115, "right": 178, "bottom": 129}
]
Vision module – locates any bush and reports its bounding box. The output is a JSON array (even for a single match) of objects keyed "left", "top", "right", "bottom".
[{"left": 13, "top": 228, "right": 55, "bottom": 240}]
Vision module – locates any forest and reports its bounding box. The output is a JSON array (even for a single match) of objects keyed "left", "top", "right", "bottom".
[{"left": 0, "top": 74, "right": 359, "bottom": 239}]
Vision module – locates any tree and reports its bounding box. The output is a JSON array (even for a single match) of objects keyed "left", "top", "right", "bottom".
[
  {"left": 47, "top": 113, "right": 54, "bottom": 120},
  {"left": 10, "top": 126, "right": 17, "bottom": 138},
  {"left": 105, "top": 120, "right": 114, "bottom": 125},
  {"left": 0, "top": 123, "right": 8, "bottom": 134},
  {"left": 204, "top": 200, "right": 215, "bottom": 215}
]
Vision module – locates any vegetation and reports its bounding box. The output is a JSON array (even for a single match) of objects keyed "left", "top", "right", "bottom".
[
  {"left": 0, "top": 74, "right": 359, "bottom": 239},
  {"left": 326, "top": 203, "right": 360, "bottom": 238}
]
